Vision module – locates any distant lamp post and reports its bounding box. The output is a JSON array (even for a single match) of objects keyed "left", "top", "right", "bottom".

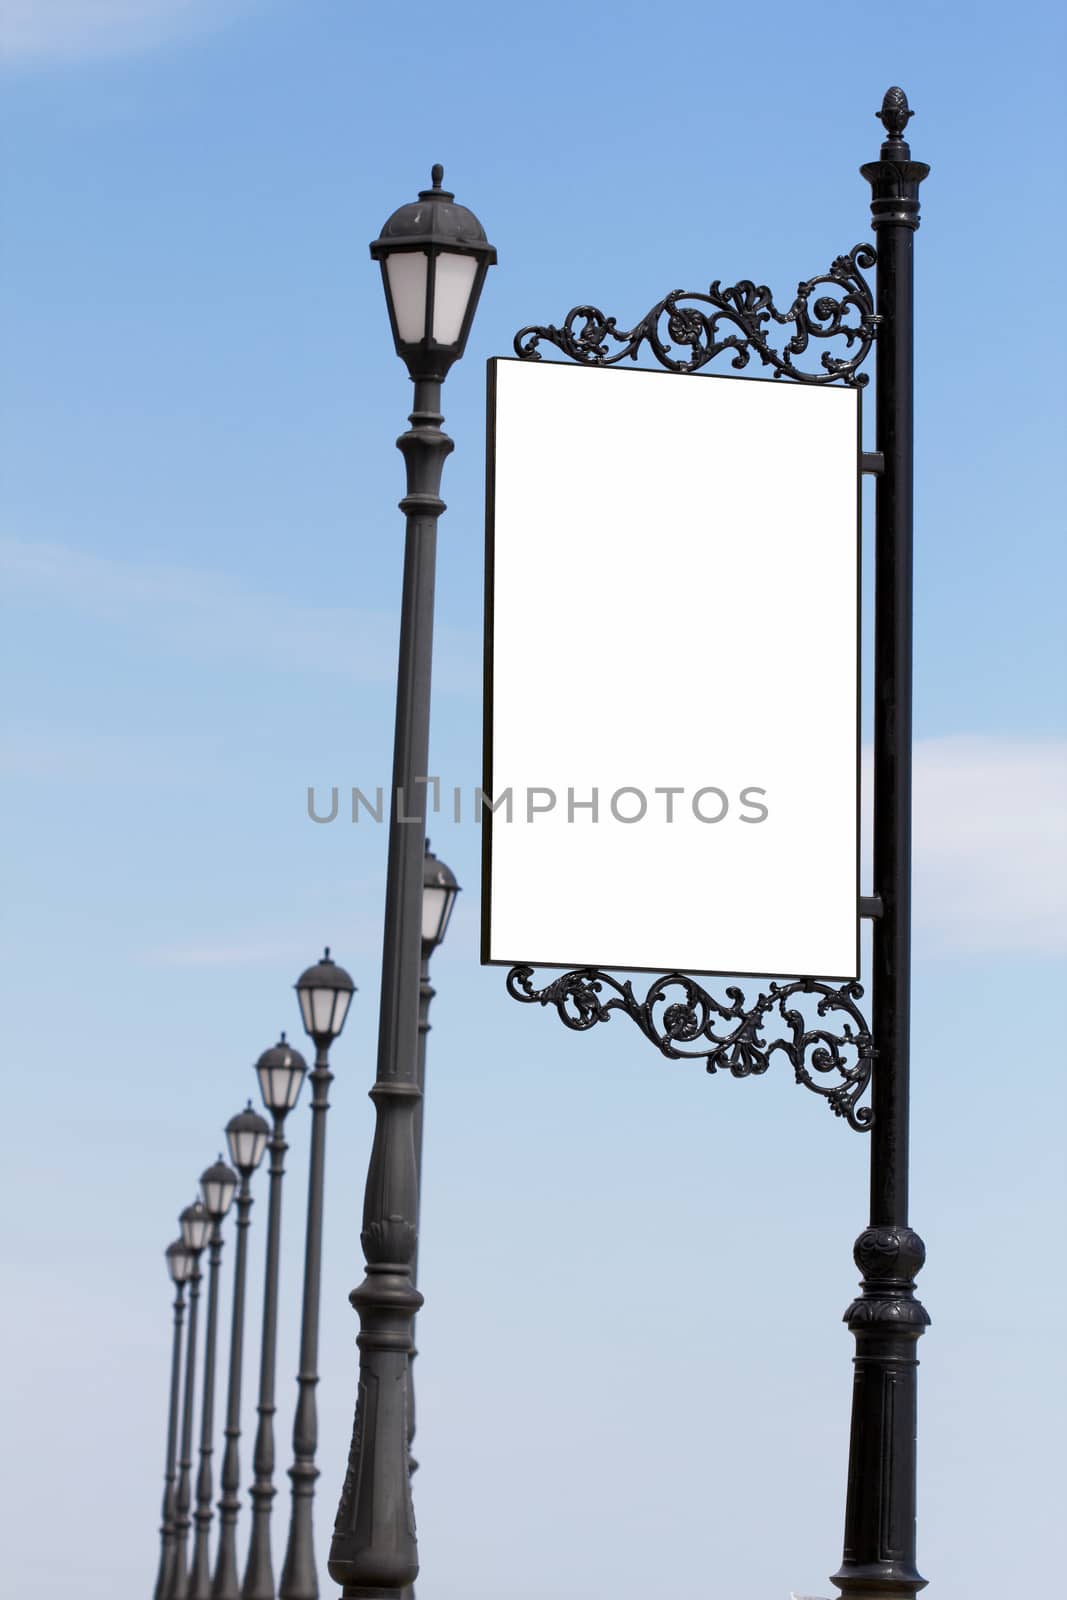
[
  {"left": 242, "top": 1037, "right": 307, "bottom": 1600},
  {"left": 279, "top": 950, "right": 356, "bottom": 1600},
  {"left": 155, "top": 1240, "right": 195, "bottom": 1600},
  {"left": 212, "top": 1105, "right": 271, "bottom": 1600},
  {"left": 401, "top": 842, "right": 460, "bottom": 1593},
  {"left": 329, "top": 168, "right": 494, "bottom": 1600},
  {"left": 189, "top": 1158, "right": 238, "bottom": 1599},
  {"left": 168, "top": 1201, "right": 211, "bottom": 1598}
]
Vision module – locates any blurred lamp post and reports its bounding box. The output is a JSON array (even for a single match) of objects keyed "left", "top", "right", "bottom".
[
  {"left": 328, "top": 166, "right": 494, "bottom": 1599},
  {"left": 279, "top": 950, "right": 356, "bottom": 1600},
  {"left": 242, "top": 1037, "right": 307, "bottom": 1600},
  {"left": 212, "top": 1105, "right": 271, "bottom": 1600},
  {"left": 155, "top": 1240, "right": 195, "bottom": 1600},
  {"left": 189, "top": 1158, "right": 238, "bottom": 1599},
  {"left": 399, "top": 842, "right": 460, "bottom": 1598},
  {"left": 168, "top": 1200, "right": 211, "bottom": 1598}
]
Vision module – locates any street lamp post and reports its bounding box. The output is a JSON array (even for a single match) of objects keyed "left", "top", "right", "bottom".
[
  {"left": 328, "top": 168, "right": 495, "bottom": 1599},
  {"left": 169, "top": 1201, "right": 212, "bottom": 1599},
  {"left": 155, "top": 1241, "right": 196, "bottom": 1600},
  {"left": 494, "top": 85, "right": 930, "bottom": 1600},
  {"left": 212, "top": 1105, "right": 271, "bottom": 1600},
  {"left": 242, "top": 1036, "right": 307, "bottom": 1600},
  {"left": 407, "top": 843, "right": 459, "bottom": 1447},
  {"left": 189, "top": 1158, "right": 239, "bottom": 1599},
  {"left": 278, "top": 950, "right": 356, "bottom": 1600}
]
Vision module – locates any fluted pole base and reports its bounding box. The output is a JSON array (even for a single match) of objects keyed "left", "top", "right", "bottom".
[
  {"left": 279, "top": 1462, "right": 319, "bottom": 1600},
  {"left": 241, "top": 1489, "right": 276, "bottom": 1600},
  {"left": 211, "top": 1505, "right": 241, "bottom": 1600},
  {"left": 831, "top": 1226, "right": 930, "bottom": 1599}
]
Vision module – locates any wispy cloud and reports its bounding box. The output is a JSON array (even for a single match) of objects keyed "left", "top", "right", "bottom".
[
  {"left": 0, "top": 537, "right": 479, "bottom": 695},
  {"left": 865, "top": 736, "right": 1067, "bottom": 957},
  {"left": 0, "top": 1, "right": 251, "bottom": 65}
]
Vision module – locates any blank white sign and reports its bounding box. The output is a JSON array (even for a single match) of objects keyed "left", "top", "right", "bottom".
[{"left": 483, "top": 358, "right": 859, "bottom": 980}]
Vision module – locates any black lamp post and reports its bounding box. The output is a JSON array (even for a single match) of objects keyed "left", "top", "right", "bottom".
[
  {"left": 242, "top": 1036, "right": 307, "bottom": 1600},
  {"left": 328, "top": 169, "right": 495, "bottom": 1599},
  {"left": 169, "top": 1201, "right": 212, "bottom": 1599},
  {"left": 278, "top": 950, "right": 356, "bottom": 1600},
  {"left": 212, "top": 1105, "right": 271, "bottom": 1600},
  {"left": 189, "top": 1158, "right": 239, "bottom": 1599},
  {"left": 155, "top": 1240, "right": 196, "bottom": 1600}
]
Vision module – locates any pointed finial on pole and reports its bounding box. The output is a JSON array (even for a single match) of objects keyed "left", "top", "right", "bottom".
[{"left": 877, "top": 86, "right": 913, "bottom": 157}]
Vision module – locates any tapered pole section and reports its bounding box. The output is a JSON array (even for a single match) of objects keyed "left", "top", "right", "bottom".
[
  {"left": 190, "top": 1223, "right": 226, "bottom": 1597},
  {"left": 279, "top": 1047, "right": 332, "bottom": 1599},
  {"left": 169, "top": 1261, "right": 203, "bottom": 1599},
  {"left": 243, "top": 1117, "right": 288, "bottom": 1599},
  {"left": 832, "top": 87, "right": 931, "bottom": 1600},
  {"left": 154, "top": 1278, "right": 188, "bottom": 1600},
  {"left": 213, "top": 1173, "right": 255, "bottom": 1600}
]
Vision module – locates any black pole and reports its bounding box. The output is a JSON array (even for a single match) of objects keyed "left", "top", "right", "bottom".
[
  {"left": 190, "top": 1223, "right": 226, "bottom": 1598},
  {"left": 154, "top": 1280, "right": 188, "bottom": 1600},
  {"left": 832, "top": 86, "right": 931, "bottom": 1600},
  {"left": 168, "top": 1259, "right": 203, "bottom": 1599},
  {"left": 243, "top": 1116, "right": 288, "bottom": 1600},
  {"left": 328, "top": 379, "right": 451, "bottom": 1596},
  {"left": 279, "top": 1045, "right": 333, "bottom": 1599},
  {"left": 213, "top": 1175, "right": 254, "bottom": 1600}
]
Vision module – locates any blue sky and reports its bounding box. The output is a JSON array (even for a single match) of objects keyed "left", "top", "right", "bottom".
[{"left": 2, "top": 2, "right": 1065, "bottom": 1598}]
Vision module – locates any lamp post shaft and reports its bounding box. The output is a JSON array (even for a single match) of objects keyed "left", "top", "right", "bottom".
[
  {"left": 243, "top": 1123, "right": 288, "bottom": 1600},
  {"left": 190, "top": 1228, "right": 225, "bottom": 1598},
  {"left": 328, "top": 380, "right": 452, "bottom": 1596},
  {"left": 155, "top": 1284, "right": 188, "bottom": 1600},
  {"left": 168, "top": 1266, "right": 202, "bottom": 1599},
  {"left": 212, "top": 1179, "right": 254, "bottom": 1600},
  {"left": 832, "top": 91, "right": 931, "bottom": 1600},
  {"left": 279, "top": 1050, "right": 333, "bottom": 1600}
]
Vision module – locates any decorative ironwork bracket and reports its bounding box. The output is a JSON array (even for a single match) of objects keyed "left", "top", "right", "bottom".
[
  {"left": 514, "top": 242, "right": 878, "bottom": 386},
  {"left": 506, "top": 966, "right": 874, "bottom": 1132}
]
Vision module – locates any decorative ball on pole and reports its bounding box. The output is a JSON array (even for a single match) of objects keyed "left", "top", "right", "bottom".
[
  {"left": 155, "top": 1240, "right": 196, "bottom": 1600},
  {"left": 188, "top": 1157, "right": 238, "bottom": 1599},
  {"left": 329, "top": 170, "right": 494, "bottom": 1599},
  {"left": 242, "top": 1036, "right": 307, "bottom": 1600},
  {"left": 279, "top": 950, "right": 356, "bottom": 1600},
  {"left": 169, "top": 1202, "right": 211, "bottom": 1598},
  {"left": 212, "top": 1104, "right": 271, "bottom": 1600}
]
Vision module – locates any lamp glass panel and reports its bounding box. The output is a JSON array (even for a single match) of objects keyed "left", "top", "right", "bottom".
[
  {"left": 422, "top": 884, "right": 448, "bottom": 944},
  {"left": 228, "top": 1124, "right": 267, "bottom": 1171},
  {"left": 182, "top": 1212, "right": 210, "bottom": 1251},
  {"left": 385, "top": 251, "right": 429, "bottom": 343},
  {"left": 297, "top": 987, "right": 315, "bottom": 1035},
  {"left": 331, "top": 986, "right": 353, "bottom": 1034},
  {"left": 206, "top": 1171, "right": 236, "bottom": 1218},
  {"left": 432, "top": 252, "right": 478, "bottom": 346},
  {"left": 258, "top": 1060, "right": 304, "bottom": 1111},
  {"left": 168, "top": 1248, "right": 193, "bottom": 1285},
  {"left": 310, "top": 986, "right": 337, "bottom": 1037}
]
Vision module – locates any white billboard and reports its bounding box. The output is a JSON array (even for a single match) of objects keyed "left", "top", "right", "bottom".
[{"left": 483, "top": 358, "right": 860, "bottom": 980}]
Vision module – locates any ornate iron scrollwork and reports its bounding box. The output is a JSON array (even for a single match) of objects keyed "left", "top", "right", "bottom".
[
  {"left": 506, "top": 966, "right": 874, "bottom": 1131},
  {"left": 514, "top": 243, "right": 878, "bottom": 386}
]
